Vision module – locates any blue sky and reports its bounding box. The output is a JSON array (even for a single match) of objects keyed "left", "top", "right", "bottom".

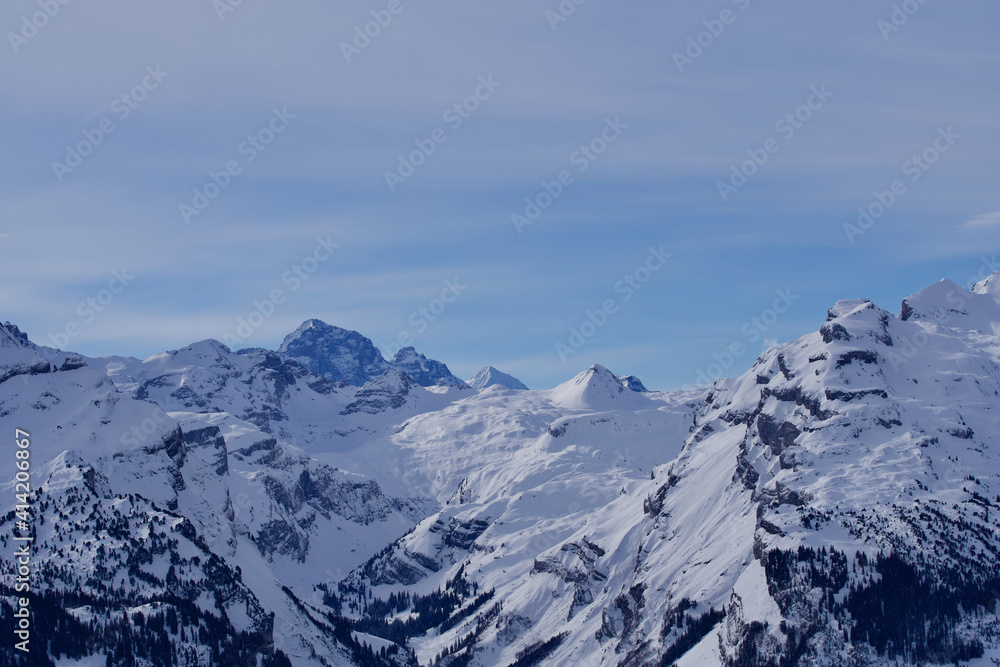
[{"left": 1, "top": 0, "right": 998, "bottom": 390}]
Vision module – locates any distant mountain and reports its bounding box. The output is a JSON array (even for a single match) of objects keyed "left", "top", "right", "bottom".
[
  {"left": 390, "top": 346, "right": 465, "bottom": 387},
  {"left": 548, "top": 363, "right": 651, "bottom": 410},
  {"left": 277, "top": 319, "right": 389, "bottom": 386},
  {"left": 467, "top": 365, "right": 528, "bottom": 390},
  {"left": 0, "top": 322, "right": 426, "bottom": 665},
  {"left": 275, "top": 319, "right": 463, "bottom": 388},
  {"left": 7, "top": 273, "right": 1000, "bottom": 665}
]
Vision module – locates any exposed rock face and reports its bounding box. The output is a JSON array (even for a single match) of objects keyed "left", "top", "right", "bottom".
[
  {"left": 277, "top": 319, "right": 464, "bottom": 389},
  {"left": 327, "top": 274, "right": 1000, "bottom": 666},
  {"left": 0, "top": 321, "right": 425, "bottom": 666},
  {"left": 390, "top": 346, "right": 465, "bottom": 387},
  {"left": 616, "top": 374, "right": 648, "bottom": 392},
  {"left": 340, "top": 368, "right": 423, "bottom": 415},
  {"left": 278, "top": 319, "right": 390, "bottom": 386},
  {"left": 6, "top": 273, "right": 1000, "bottom": 666}
]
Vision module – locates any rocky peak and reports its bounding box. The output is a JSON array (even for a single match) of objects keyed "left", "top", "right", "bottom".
[
  {"left": 278, "top": 319, "right": 390, "bottom": 386},
  {"left": 390, "top": 346, "right": 465, "bottom": 387},
  {"left": 616, "top": 374, "right": 648, "bottom": 392}
]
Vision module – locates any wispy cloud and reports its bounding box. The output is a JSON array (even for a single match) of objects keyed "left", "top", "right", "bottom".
[
  {"left": 961, "top": 211, "right": 1000, "bottom": 230},
  {"left": 2, "top": 0, "right": 999, "bottom": 390}
]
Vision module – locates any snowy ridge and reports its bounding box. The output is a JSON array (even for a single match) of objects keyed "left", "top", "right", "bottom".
[
  {"left": 327, "top": 276, "right": 1000, "bottom": 666},
  {"left": 4, "top": 274, "right": 1000, "bottom": 665}
]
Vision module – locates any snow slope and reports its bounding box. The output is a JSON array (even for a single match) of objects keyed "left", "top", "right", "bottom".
[
  {"left": 4, "top": 273, "right": 1000, "bottom": 666},
  {"left": 467, "top": 367, "right": 529, "bottom": 391}
]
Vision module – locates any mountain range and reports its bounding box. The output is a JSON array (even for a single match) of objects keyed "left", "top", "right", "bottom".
[{"left": 3, "top": 274, "right": 1000, "bottom": 665}]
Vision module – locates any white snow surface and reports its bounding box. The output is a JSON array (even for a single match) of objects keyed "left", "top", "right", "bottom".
[{"left": 4, "top": 273, "right": 1000, "bottom": 665}]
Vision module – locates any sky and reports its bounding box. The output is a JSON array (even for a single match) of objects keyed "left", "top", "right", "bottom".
[{"left": 1, "top": 0, "right": 998, "bottom": 391}]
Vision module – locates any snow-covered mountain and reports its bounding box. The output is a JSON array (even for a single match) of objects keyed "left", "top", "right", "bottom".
[
  {"left": 390, "top": 348, "right": 465, "bottom": 388},
  {"left": 329, "top": 276, "right": 1000, "bottom": 666},
  {"left": 5, "top": 273, "right": 1000, "bottom": 666},
  {"left": 275, "top": 319, "right": 462, "bottom": 388},
  {"left": 467, "top": 366, "right": 528, "bottom": 391},
  {"left": 277, "top": 319, "right": 391, "bottom": 386}
]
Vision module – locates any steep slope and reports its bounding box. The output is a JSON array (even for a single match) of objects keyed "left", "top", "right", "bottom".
[
  {"left": 7, "top": 272, "right": 1000, "bottom": 666},
  {"left": 326, "top": 276, "right": 1000, "bottom": 666},
  {"left": 93, "top": 341, "right": 351, "bottom": 435},
  {"left": 341, "top": 369, "right": 428, "bottom": 415},
  {"left": 617, "top": 374, "right": 649, "bottom": 392},
  {"left": 278, "top": 319, "right": 391, "bottom": 386},
  {"left": 390, "top": 347, "right": 466, "bottom": 388},
  {"left": 0, "top": 323, "right": 423, "bottom": 666},
  {"left": 548, "top": 364, "right": 653, "bottom": 411}
]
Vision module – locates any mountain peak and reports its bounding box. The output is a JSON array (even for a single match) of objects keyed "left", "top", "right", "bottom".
[
  {"left": 899, "top": 277, "right": 1000, "bottom": 332},
  {"left": 278, "top": 320, "right": 389, "bottom": 386},
  {"left": 178, "top": 339, "right": 233, "bottom": 357},
  {"left": 0, "top": 321, "right": 30, "bottom": 348},
  {"left": 389, "top": 346, "right": 465, "bottom": 387},
  {"left": 972, "top": 271, "right": 1000, "bottom": 300},
  {"left": 549, "top": 364, "right": 649, "bottom": 409},
  {"left": 468, "top": 366, "right": 528, "bottom": 391}
]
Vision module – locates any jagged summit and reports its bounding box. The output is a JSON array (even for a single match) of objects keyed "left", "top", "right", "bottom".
[
  {"left": 390, "top": 346, "right": 465, "bottom": 387},
  {"left": 278, "top": 319, "right": 390, "bottom": 386},
  {"left": 0, "top": 320, "right": 82, "bottom": 373},
  {"left": 0, "top": 320, "right": 29, "bottom": 347},
  {"left": 468, "top": 365, "right": 528, "bottom": 391},
  {"left": 277, "top": 319, "right": 464, "bottom": 388},
  {"left": 6, "top": 273, "right": 1000, "bottom": 665}
]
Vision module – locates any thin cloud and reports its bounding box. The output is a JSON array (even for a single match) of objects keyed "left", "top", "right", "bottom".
[{"left": 961, "top": 211, "right": 1000, "bottom": 230}]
